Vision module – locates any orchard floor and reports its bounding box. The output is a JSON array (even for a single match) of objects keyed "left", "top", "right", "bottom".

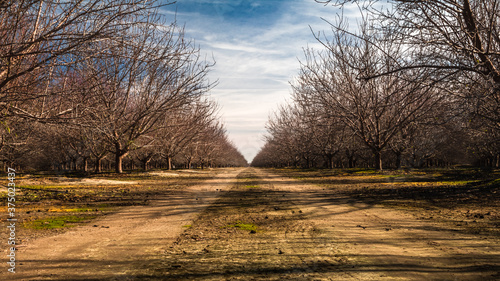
[{"left": 1, "top": 167, "right": 499, "bottom": 280}]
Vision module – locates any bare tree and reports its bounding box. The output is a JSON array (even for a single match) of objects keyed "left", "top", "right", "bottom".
[
  {"left": 214, "top": 140, "right": 248, "bottom": 168},
  {"left": 265, "top": 105, "right": 304, "bottom": 167},
  {"left": 78, "top": 16, "right": 214, "bottom": 173},
  {"left": 157, "top": 99, "right": 218, "bottom": 170},
  {"left": 0, "top": 116, "right": 34, "bottom": 170},
  {"left": 297, "top": 18, "right": 445, "bottom": 169},
  {"left": 254, "top": 1, "right": 496, "bottom": 169},
  {"left": 292, "top": 84, "right": 351, "bottom": 168},
  {"left": 318, "top": 0, "right": 500, "bottom": 130},
  {"left": 196, "top": 122, "right": 227, "bottom": 169},
  {"left": 0, "top": 2, "right": 249, "bottom": 173},
  {"left": 0, "top": 0, "right": 165, "bottom": 119}
]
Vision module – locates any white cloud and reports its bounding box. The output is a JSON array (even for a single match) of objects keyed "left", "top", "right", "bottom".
[
  {"left": 163, "top": 0, "right": 359, "bottom": 162},
  {"left": 208, "top": 42, "right": 281, "bottom": 54}
]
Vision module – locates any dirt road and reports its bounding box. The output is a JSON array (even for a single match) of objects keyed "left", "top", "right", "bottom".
[
  {"left": 254, "top": 169, "right": 500, "bottom": 280},
  {"left": 7, "top": 169, "right": 243, "bottom": 280},
  {"left": 4, "top": 168, "right": 500, "bottom": 280}
]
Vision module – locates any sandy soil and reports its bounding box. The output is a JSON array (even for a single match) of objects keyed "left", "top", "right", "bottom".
[
  {"left": 255, "top": 169, "right": 500, "bottom": 280},
  {"left": 3, "top": 168, "right": 499, "bottom": 280},
  {"left": 4, "top": 169, "right": 242, "bottom": 280}
]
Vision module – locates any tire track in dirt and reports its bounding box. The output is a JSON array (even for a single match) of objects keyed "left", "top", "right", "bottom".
[
  {"left": 156, "top": 168, "right": 352, "bottom": 280},
  {"left": 257, "top": 168, "right": 500, "bottom": 281},
  {"left": 4, "top": 168, "right": 243, "bottom": 281},
  {"left": 9, "top": 167, "right": 499, "bottom": 280}
]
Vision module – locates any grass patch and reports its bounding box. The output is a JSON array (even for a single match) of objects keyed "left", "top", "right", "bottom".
[
  {"left": 225, "top": 221, "right": 258, "bottom": 232},
  {"left": 18, "top": 185, "right": 70, "bottom": 190},
  {"left": 47, "top": 205, "right": 111, "bottom": 212},
  {"left": 24, "top": 215, "right": 97, "bottom": 230},
  {"left": 438, "top": 180, "right": 478, "bottom": 185},
  {"left": 183, "top": 224, "right": 192, "bottom": 228}
]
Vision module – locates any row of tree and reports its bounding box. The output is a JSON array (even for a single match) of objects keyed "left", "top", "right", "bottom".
[
  {"left": 0, "top": 0, "right": 247, "bottom": 173},
  {"left": 252, "top": 0, "right": 500, "bottom": 169}
]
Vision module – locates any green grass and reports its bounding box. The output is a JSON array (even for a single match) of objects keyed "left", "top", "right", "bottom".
[
  {"left": 24, "top": 215, "right": 97, "bottom": 230},
  {"left": 225, "top": 221, "right": 258, "bottom": 232},
  {"left": 48, "top": 205, "right": 111, "bottom": 212},
  {"left": 440, "top": 180, "right": 478, "bottom": 185}
]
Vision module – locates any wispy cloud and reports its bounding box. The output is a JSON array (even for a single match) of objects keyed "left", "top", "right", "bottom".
[
  {"left": 208, "top": 42, "right": 282, "bottom": 55},
  {"left": 162, "top": 0, "right": 352, "bottom": 161}
]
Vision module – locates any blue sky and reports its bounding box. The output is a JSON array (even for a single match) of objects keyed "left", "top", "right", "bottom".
[{"left": 161, "top": 0, "right": 357, "bottom": 162}]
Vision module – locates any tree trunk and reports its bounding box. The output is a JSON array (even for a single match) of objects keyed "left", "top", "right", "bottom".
[
  {"left": 142, "top": 159, "right": 149, "bottom": 171},
  {"left": 115, "top": 151, "right": 128, "bottom": 173},
  {"left": 114, "top": 142, "right": 129, "bottom": 173},
  {"left": 374, "top": 150, "right": 383, "bottom": 170},
  {"left": 83, "top": 157, "right": 89, "bottom": 172},
  {"left": 115, "top": 153, "right": 123, "bottom": 173},
  {"left": 167, "top": 156, "right": 172, "bottom": 170},
  {"left": 95, "top": 158, "right": 102, "bottom": 173},
  {"left": 141, "top": 155, "right": 152, "bottom": 171}
]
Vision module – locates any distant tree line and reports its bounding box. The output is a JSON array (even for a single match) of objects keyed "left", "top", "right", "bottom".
[
  {"left": 252, "top": 0, "right": 500, "bottom": 169},
  {"left": 0, "top": 0, "right": 247, "bottom": 173}
]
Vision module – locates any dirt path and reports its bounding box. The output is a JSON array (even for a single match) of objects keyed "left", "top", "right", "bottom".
[
  {"left": 255, "top": 169, "right": 500, "bottom": 280},
  {"left": 158, "top": 168, "right": 499, "bottom": 280},
  {"left": 6, "top": 168, "right": 243, "bottom": 281},
  {"left": 4, "top": 167, "right": 499, "bottom": 280}
]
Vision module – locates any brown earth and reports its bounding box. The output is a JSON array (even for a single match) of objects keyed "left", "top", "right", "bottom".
[
  {"left": 2, "top": 168, "right": 239, "bottom": 280},
  {"left": 0, "top": 169, "right": 220, "bottom": 245},
  {"left": 2, "top": 167, "right": 499, "bottom": 280}
]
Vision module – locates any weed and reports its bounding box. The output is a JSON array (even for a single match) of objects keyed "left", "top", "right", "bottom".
[
  {"left": 225, "top": 221, "right": 258, "bottom": 232},
  {"left": 24, "top": 215, "right": 96, "bottom": 229}
]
